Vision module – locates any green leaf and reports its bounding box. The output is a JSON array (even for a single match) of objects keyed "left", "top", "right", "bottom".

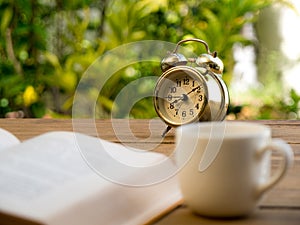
[
  {"left": 1, "top": 7, "right": 13, "bottom": 34},
  {"left": 30, "top": 102, "right": 46, "bottom": 118},
  {"left": 290, "top": 89, "right": 300, "bottom": 102},
  {"left": 44, "top": 52, "right": 62, "bottom": 70},
  {"left": 98, "top": 95, "right": 115, "bottom": 112}
]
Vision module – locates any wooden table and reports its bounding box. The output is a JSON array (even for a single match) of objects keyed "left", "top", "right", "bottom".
[{"left": 0, "top": 119, "right": 299, "bottom": 225}]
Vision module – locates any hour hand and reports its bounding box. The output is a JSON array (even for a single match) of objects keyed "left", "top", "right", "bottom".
[
  {"left": 170, "top": 94, "right": 188, "bottom": 104},
  {"left": 164, "top": 95, "right": 182, "bottom": 100}
]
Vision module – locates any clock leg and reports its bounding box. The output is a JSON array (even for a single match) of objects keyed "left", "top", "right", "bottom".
[{"left": 161, "top": 125, "right": 172, "bottom": 137}]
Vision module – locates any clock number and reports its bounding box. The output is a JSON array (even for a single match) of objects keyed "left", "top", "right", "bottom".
[
  {"left": 175, "top": 109, "right": 179, "bottom": 115},
  {"left": 183, "top": 77, "right": 189, "bottom": 85},
  {"left": 189, "top": 109, "right": 194, "bottom": 115},
  {"left": 176, "top": 80, "right": 181, "bottom": 87},
  {"left": 197, "top": 86, "right": 201, "bottom": 93},
  {"left": 167, "top": 95, "right": 172, "bottom": 101},
  {"left": 182, "top": 111, "right": 186, "bottom": 117},
  {"left": 199, "top": 95, "right": 203, "bottom": 101},
  {"left": 195, "top": 103, "right": 199, "bottom": 110},
  {"left": 170, "top": 103, "right": 174, "bottom": 109},
  {"left": 170, "top": 87, "right": 176, "bottom": 93}
]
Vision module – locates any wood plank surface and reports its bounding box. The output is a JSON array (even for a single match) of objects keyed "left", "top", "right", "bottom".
[
  {"left": 0, "top": 119, "right": 300, "bottom": 224},
  {"left": 155, "top": 206, "right": 300, "bottom": 225}
]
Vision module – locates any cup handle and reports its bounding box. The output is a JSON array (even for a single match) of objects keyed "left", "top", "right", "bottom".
[{"left": 256, "top": 138, "right": 294, "bottom": 198}]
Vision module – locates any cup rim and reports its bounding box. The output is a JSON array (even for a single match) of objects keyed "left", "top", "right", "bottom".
[{"left": 176, "top": 121, "right": 271, "bottom": 139}]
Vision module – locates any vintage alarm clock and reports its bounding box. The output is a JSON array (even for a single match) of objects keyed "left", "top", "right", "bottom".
[{"left": 153, "top": 38, "right": 229, "bottom": 136}]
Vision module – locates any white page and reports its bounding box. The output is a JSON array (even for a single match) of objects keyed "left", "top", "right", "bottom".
[
  {"left": 0, "top": 128, "right": 20, "bottom": 151},
  {"left": 0, "top": 131, "right": 182, "bottom": 225}
]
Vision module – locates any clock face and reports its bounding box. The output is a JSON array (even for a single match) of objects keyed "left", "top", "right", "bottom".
[{"left": 154, "top": 66, "right": 207, "bottom": 127}]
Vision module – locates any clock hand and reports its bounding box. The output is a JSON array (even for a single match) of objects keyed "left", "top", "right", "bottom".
[
  {"left": 170, "top": 94, "right": 187, "bottom": 104},
  {"left": 186, "top": 86, "right": 200, "bottom": 95},
  {"left": 164, "top": 96, "right": 182, "bottom": 99},
  {"left": 170, "top": 98, "right": 181, "bottom": 104}
]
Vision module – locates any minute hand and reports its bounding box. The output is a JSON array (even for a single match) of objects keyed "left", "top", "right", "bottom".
[{"left": 186, "top": 86, "right": 200, "bottom": 95}]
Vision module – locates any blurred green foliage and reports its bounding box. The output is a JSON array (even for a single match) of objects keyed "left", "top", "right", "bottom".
[
  {"left": 0, "top": 0, "right": 297, "bottom": 118},
  {"left": 227, "top": 87, "right": 300, "bottom": 120}
]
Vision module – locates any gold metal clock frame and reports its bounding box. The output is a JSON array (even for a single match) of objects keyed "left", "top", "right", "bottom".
[{"left": 153, "top": 38, "right": 229, "bottom": 137}]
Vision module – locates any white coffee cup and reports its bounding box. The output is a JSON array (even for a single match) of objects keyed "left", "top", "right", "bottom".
[{"left": 175, "top": 122, "right": 294, "bottom": 218}]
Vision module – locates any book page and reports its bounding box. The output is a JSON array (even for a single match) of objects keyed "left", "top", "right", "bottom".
[
  {"left": 0, "top": 131, "right": 182, "bottom": 225},
  {"left": 0, "top": 128, "right": 20, "bottom": 151}
]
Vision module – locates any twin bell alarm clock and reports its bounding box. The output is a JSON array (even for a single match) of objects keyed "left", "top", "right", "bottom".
[{"left": 153, "top": 38, "right": 229, "bottom": 136}]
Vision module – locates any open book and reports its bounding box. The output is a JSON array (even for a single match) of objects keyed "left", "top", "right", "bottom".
[{"left": 0, "top": 128, "right": 182, "bottom": 225}]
